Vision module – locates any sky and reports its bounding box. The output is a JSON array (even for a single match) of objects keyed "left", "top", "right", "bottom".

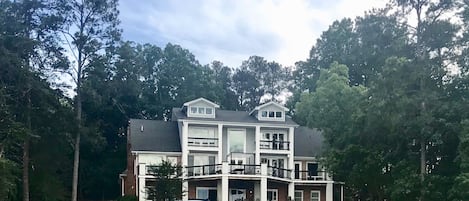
[{"left": 118, "top": 0, "right": 388, "bottom": 68}]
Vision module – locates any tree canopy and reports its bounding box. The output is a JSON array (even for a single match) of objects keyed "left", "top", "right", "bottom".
[{"left": 1, "top": 0, "right": 468, "bottom": 201}]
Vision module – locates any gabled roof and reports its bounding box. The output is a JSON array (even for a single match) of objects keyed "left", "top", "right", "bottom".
[
  {"left": 249, "top": 101, "right": 289, "bottom": 115},
  {"left": 129, "top": 119, "right": 181, "bottom": 152},
  {"left": 183, "top": 97, "right": 220, "bottom": 108}
]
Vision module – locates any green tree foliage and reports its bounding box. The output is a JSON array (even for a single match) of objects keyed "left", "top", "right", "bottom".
[
  {"left": 146, "top": 161, "right": 183, "bottom": 201},
  {"left": 234, "top": 55, "right": 289, "bottom": 111},
  {"left": 57, "top": 0, "right": 121, "bottom": 200}
]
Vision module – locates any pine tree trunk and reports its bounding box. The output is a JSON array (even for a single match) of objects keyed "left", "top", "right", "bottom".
[
  {"left": 71, "top": 67, "right": 82, "bottom": 201},
  {"left": 71, "top": 46, "right": 83, "bottom": 201},
  {"left": 23, "top": 140, "right": 30, "bottom": 201},
  {"left": 23, "top": 68, "right": 32, "bottom": 201}
]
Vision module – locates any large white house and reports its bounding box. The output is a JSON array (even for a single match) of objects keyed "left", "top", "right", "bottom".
[{"left": 120, "top": 97, "right": 344, "bottom": 201}]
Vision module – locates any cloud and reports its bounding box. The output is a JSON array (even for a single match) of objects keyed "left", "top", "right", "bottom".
[{"left": 119, "top": 0, "right": 387, "bottom": 68}]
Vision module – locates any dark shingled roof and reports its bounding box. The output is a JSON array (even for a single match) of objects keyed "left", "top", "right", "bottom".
[
  {"left": 171, "top": 108, "right": 298, "bottom": 126},
  {"left": 294, "top": 127, "right": 324, "bottom": 157},
  {"left": 128, "top": 118, "right": 324, "bottom": 157},
  {"left": 129, "top": 119, "right": 181, "bottom": 152}
]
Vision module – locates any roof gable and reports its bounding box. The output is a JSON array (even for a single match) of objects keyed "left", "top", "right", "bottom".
[
  {"left": 183, "top": 97, "right": 220, "bottom": 108},
  {"left": 249, "top": 101, "right": 289, "bottom": 115}
]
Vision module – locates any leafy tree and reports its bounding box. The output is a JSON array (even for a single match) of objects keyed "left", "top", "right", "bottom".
[
  {"left": 146, "top": 160, "right": 183, "bottom": 201},
  {"left": 450, "top": 120, "right": 469, "bottom": 201},
  {"left": 234, "top": 56, "right": 289, "bottom": 111}
]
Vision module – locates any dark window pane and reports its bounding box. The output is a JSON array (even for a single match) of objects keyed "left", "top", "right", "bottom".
[{"left": 276, "top": 112, "right": 282, "bottom": 118}]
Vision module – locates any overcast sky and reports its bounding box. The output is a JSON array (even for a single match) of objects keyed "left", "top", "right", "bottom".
[{"left": 118, "top": 0, "right": 388, "bottom": 68}]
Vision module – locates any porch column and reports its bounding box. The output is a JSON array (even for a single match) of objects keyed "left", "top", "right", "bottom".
[
  {"left": 260, "top": 177, "right": 267, "bottom": 201},
  {"left": 182, "top": 122, "right": 189, "bottom": 201},
  {"left": 326, "top": 182, "right": 333, "bottom": 201},
  {"left": 255, "top": 125, "right": 261, "bottom": 165},
  {"left": 254, "top": 180, "right": 261, "bottom": 201},
  {"left": 341, "top": 184, "right": 344, "bottom": 201},
  {"left": 182, "top": 180, "right": 188, "bottom": 201},
  {"left": 288, "top": 182, "right": 295, "bottom": 201},
  {"left": 138, "top": 177, "right": 146, "bottom": 201},
  {"left": 218, "top": 124, "right": 223, "bottom": 163},
  {"left": 222, "top": 176, "right": 229, "bottom": 201}
]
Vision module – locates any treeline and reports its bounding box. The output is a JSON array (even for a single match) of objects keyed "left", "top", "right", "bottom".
[{"left": 0, "top": 0, "right": 468, "bottom": 201}]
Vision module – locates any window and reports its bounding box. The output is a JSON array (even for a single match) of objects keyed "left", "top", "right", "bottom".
[
  {"left": 307, "top": 163, "right": 319, "bottom": 177},
  {"left": 275, "top": 111, "right": 282, "bottom": 118},
  {"left": 198, "top": 107, "right": 205, "bottom": 114},
  {"left": 311, "top": 191, "right": 320, "bottom": 201},
  {"left": 228, "top": 129, "right": 246, "bottom": 153},
  {"left": 189, "top": 106, "right": 214, "bottom": 116},
  {"left": 294, "top": 162, "right": 301, "bottom": 179},
  {"left": 260, "top": 110, "right": 283, "bottom": 119},
  {"left": 295, "top": 191, "right": 303, "bottom": 201},
  {"left": 267, "top": 189, "right": 278, "bottom": 201},
  {"left": 269, "top": 111, "right": 275, "bottom": 117},
  {"left": 196, "top": 187, "right": 217, "bottom": 201},
  {"left": 188, "top": 155, "right": 216, "bottom": 176},
  {"left": 230, "top": 189, "right": 246, "bottom": 201}
]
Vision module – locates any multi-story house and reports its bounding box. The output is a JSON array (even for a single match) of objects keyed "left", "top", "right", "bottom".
[{"left": 120, "top": 97, "right": 344, "bottom": 201}]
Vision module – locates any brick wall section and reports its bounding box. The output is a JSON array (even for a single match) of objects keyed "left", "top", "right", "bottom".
[
  {"left": 295, "top": 185, "right": 326, "bottom": 201},
  {"left": 268, "top": 181, "right": 289, "bottom": 201},
  {"left": 124, "top": 126, "right": 136, "bottom": 196}
]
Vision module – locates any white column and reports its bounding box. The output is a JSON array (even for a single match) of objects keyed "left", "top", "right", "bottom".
[
  {"left": 138, "top": 177, "right": 146, "bottom": 201},
  {"left": 288, "top": 127, "right": 294, "bottom": 172},
  {"left": 341, "top": 184, "right": 344, "bottom": 201},
  {"left": 260, "top": 177, "right": 267, "bottom": 201},
  {"left": 182, "top": 181, "right": 188, "bottom": 201},
  {"left": 218, "top": 124, "right": 223, "bottom": 163},
  {"left": 182, "top": 122, "right": 189, "bottom": 167},
  {"left": 222, "top": 176, "right": 229, "bottom": 201},
  {"left": 254, "top": 180, "right": 261, "bottom": 201},
  {"left": 260, "top": 163, "right": 268, "bottom": 201},
  {"left": 217, "top": 179, "right": 223, "bottom": 201},
  {"left": 288, "top": 182, "right": 295, "bottom": 201},
  {"left": 182, "top": 122, "right": 189, "bottom": 201},
  {"left": 255, "top": 126, "right": 261, "bottom": 165},
  {"left": 326, "top": 183, "right": 333, "bottom": 201}
]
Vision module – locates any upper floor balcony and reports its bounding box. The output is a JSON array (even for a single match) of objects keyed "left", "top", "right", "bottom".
[
  {"left": 260, "top": 140, "right": 290, "bottom": 150},
  {"left": 185, "top": 162, "right": 291, "bottom": 180},
  {"left": 294, "top": 170, "right": 328, "bottom": 181},
  {"left": 187, "top": 137, "right": 218, "bottom": 147}
]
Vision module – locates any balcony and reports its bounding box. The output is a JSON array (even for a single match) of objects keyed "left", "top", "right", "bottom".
[
  {"left": 268, "top": 166, "right": 292, "bottom": 179},
  {"left": 294, "top": 170, "right": 327, "bottom": 181},
  {"left": 187, "top": 137, "right": 218, "bottom": 147},
  {"left": 187, "top": 164, "right": 222, "bottom": 176},
  {"left": 260, "top": 140, "right": 290, "bottom": 150}
]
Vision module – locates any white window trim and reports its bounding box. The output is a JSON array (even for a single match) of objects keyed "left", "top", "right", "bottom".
[
  {"left": 295, "top": 190, "right": 303, "bottom": 201},
  {"left": 188, "top": 106, "right": 215, "bottom": 118},
  {"left": 196, "top": 187, "right": 217, "bottom": 199},
  {"left": 258, "top": 110, "right": 285, "bottom": 121},
  {"left": 227, "top": 128, "right": 247, "bottom": 153},
  {"left": 268, "top": 189, "right": 278, "bottom": 201},
  {"left": 311, "top": 190, "right": 321, "bottom": 201}
]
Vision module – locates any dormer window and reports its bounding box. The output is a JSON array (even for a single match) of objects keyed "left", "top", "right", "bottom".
[
  {"left": 190, "top": 106, "right": 213, "bottom": 115},
  {"left": 261, "top": 110, "right": 283, "bottom": 119},
  {"left": 250, "top": 101, "right": 289, "bottom": 122},
  {"left": 183, "top": 98, "right": 220, "bottom": 118}
]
